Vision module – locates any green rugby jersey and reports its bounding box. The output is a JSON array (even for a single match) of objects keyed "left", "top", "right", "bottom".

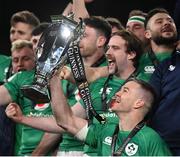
[
  {"left": 85, "top": 123, "right": 172, "bottom": 156},
  {"left": 137, "top": 52, "right": 171, "bottom": 82},
  {"left": 4, "top": 70, "right": 52, "bottom": 155},
  {"left": 80, "top": 76, "right": 125, "bottom": 156},
  {"left": 0, "top": 54, "right": 11, "bottom": 82}
]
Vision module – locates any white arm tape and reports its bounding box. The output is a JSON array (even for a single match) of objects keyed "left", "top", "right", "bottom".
[{"left": 75, "top": 123, "right": 89, "bottom": 141}]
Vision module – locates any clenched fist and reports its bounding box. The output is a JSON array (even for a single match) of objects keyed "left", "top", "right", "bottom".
[{"left": 5, "top": 103, "right": 23, "bottom": 123}]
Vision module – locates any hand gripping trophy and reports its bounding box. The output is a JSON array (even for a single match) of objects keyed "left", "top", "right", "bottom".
[{"left": 21, "top": 15, "right": 85, "bottom": 103}]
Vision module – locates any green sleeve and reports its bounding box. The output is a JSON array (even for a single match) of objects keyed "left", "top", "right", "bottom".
[
  {"left": 85, "top": 124, "right": 103, "bottom": 148},
  {"left": 0, "top": 55, "right": 11, "bottom": 82},
  {"left": 4, "top": 70, "right": 34, "bottom": 102},
  {"left": 144, "top": 127, "right": 172, "bottom": 156},
  {"left": 4, "top": 72, "right": 23, "bottom": 102},
  {"left": 148, "top": 135, "right": 172, "bottom": 156}
]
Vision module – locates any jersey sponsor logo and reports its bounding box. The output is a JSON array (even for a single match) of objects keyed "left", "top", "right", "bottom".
[
  {"left": 100, "top": 112, "right": 117, "bottom": 118},
  {"left": 28, "top": 112, "right": 52, "bottom": 117},
  {"left": 103, "top": 136, "right": 112, "bottom": 145},
  {"left": 168, "top": 65, "right": 175, "bottom": 71},
  {"left": 144, "top": 66, "right": 155, "bottom": 73},
  {"left": 99, "top": 87, "right": 113, "bottom": 95},
  {"left": 125, "top": 143, "right": 138, "bottom": 156},
  {"left": 34, "top": 103, "right": 49, "bottom": 111}
]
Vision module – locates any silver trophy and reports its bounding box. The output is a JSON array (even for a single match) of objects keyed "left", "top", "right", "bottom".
[{"left": 21, "top": 15, "right": 84, "bottom": 103}]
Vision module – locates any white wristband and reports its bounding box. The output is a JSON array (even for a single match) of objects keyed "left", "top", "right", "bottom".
[{"left": 75, "top": 123, "right": 89, "bottom": 141}]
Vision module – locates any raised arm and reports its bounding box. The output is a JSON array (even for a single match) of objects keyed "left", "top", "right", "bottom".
[
  {"left": 6, "top": 103, "right": 62, "bottom": 156},
  {"left": 5, "top": 103, "right": 64, "bottom": 133},
  {"left": 5, "top": 76, "right": 87, "bottom": 136},
  {"left": 60, "top": 65, "right": 109, "bottom": 83},
  {"left": 50, "top": 74, "right": 87, "bottom": 135},
  {"left": 85, "top": 66, "right": 109, "bottom": 82},
  {"left": 73, "top": 0, "right": 90, "bottom": 22},
  {"left": 62, "top": 2, "right": 73, "bottom": 16}
]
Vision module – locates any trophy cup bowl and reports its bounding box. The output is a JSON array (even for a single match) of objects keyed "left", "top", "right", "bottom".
[{"left": 21, "top": 15, "right": 83, "bottom": 103}]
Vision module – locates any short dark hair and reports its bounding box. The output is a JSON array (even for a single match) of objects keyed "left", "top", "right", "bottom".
[
  {"left": 125, "top": 77, "right": 157, "bottom": 120},
  {"left": 106, "top": 17, "right": 125, "bottom": 30},
  {"left": 144, "top": 8, "right": 169, "bottom": 28},
  {"left": 10, "top": 10, "right": 40, "bottom": 28},
  {"left": 111, "top": 30, "right": 144, "bottom": 68},
  {"left": 83, "top": 16, "right": 112, "bottom": 46},
  {"left": 32, "top": 22, "right": 50, "bottom": 36},
  {"left": 128, "top": 9, "right": 147, "bottom": 18},
  {"left": 126, "top": 77, "right": 157, "bottom": 104}
]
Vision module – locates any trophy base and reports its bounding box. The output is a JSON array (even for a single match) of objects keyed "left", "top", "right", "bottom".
[{"left": 21, "top": 85, "right": 50, "bottom": 103}]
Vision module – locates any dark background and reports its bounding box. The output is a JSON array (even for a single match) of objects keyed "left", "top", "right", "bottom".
[{"left": 0, "top": 0, "right": 177, "bottom": 56}]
